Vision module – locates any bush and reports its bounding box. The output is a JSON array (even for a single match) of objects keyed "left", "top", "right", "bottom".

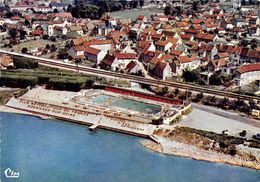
[
  {"left": 0, "top": 75, "right": 38, "bottom": 88},
  {"left": 13, "top": 56, "right": 38, "bottom": 69},
  {"left": 48, "top": 77, "right": 87, "bottom": 91},
  {"left": 182, "top": 69, "right": 200, "bottom": 83}
]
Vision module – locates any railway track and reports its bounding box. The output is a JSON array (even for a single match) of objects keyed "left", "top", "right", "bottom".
[{"left": 0, "top": 50, "right": 258, "bottom": 101}]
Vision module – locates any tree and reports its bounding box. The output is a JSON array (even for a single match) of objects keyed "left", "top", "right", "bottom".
[
  {"left": 13, "top": 57, "right": 38, "bottom": 69},
  {"left": 251, "top": 43, "right": 257, "bottom": 49},
  {"left": 43, "top": 34, "right": 49, "bottom": 40},
  {"left": 139, "top": 0, "right": 144, "bottom": 8},
  {"left": 50, "top": 44, "right": 57, "bottom": 52},
  {"left": 57, "top": 49, "right": 69, "bottom": 59},
  {"left": 45, "top": 44, "right": 50, "bottom": 50},
  {"left": 67, "top": 4, "right": 73, "bottom": 12},
  {"left": 176, "top": 6, "right": 181, "bottom": 16},
  {"left": 19, "top": 30, "right": 27, "bottom": 40},
  {"left": 71, "top": 6, "right": 80, "bottom": 18},
  {"left": 164, "top": 5, "right": 172, "bottom": 16},
  {"left": 182, "top": 69, "right": 200, "bottom": 82},
  {"left": 21, "top": 47, "right": 28, "bottom": 54},
  {"left": 111, "top": 2, "right": 123, "bottom": 11},
  {"left": 24, "top": 19, "right": 30, "bottom": 27},
  {"left": 192, "top": 1, "right": 199, "bottom": 11},
  {"left": 8, "top": 29, "right": 17, "bottom": 39},
  {"left": 53, "top": 8, "right": 59, "bottom": 13},
  {"left": 209, "top": 73, "right": 222, "bottom": 85},
  {"left": 133, "top": 0, "right": 138, "bottom": 8},
  {"left": 120, "top": 0, "right": 128, "bottom": 9},
  {"left": 50, "top": 36, "right": 56, "bottom": 42}
]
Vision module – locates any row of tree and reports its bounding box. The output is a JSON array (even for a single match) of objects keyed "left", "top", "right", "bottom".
[
  {"left": 1, "top": 69, "right": 96, "bottom": 91},
  {"left": 69, "top": 0, "right": 145, "bottom": 19}
]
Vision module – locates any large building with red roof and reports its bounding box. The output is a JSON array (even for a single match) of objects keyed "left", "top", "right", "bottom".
[{"left": 235, "top": 63, "right": 260, "bottom": 86}]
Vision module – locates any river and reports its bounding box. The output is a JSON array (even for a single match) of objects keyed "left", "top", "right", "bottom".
[{"left": 0, "top": 112, "right": 259, "bottom": 182}]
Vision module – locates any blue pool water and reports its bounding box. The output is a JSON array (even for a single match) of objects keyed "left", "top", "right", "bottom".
[
  {"left": 89, "top": 94, "right": 162, "bottom": 114},
  {"left": 111, "top": 98, "right": 161, "bottom": 114},
  {"left": 89, "top": 95, "right": 113, "bottom": 104},
  {"left": 0, "top": 112, "right": 259, "bottom": 182}
]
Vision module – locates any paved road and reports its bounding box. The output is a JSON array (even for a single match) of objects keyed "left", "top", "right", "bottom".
[{"left": 192, "top": 103, "right": 260, "bottom": 128}]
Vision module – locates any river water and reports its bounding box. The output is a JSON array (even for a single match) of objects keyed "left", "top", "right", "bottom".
[{"left": 0, "top": 112, "right": 259, "bottom": 182}]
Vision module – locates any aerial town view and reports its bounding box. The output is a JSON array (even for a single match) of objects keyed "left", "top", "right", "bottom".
[{"left": 0, "top": 0, "right": 259, "bottom": 181}]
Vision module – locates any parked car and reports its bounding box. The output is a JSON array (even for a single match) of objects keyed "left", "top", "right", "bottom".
[
  {"left": 222, "top": 130, "right": 229, "bottom": 135},
  {"left": 253, "top": 133, "right": 260, "bottom": 140}
]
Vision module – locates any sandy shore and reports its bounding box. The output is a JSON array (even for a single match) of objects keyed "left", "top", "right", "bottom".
[{"left": 141, "top": 137, "right": 260, "bottom": 170}]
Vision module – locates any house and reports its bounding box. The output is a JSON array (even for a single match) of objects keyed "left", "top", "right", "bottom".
[
  {"left": 84, "top": 39, "right": 112, "bottom": 53},
  {"left": 84, "top": 46, "right": 106, "bottom": 64},
  {"left": 207, "top": 59, "right": 227, "bottom": 72},
  {"left": 220, "top": 19, "right": 234, "bottom": 29},
  {"left": 150, "top": 60, "right": 172, "bottom": 80},
  {"left": 172, "top": 56, "right": 200, "bottom": 76},
  {"left": 239, "top": 47, "right": 250, "bottom": 63},
  {"left": 155, "top": 37, "right": 181, "bottom": 52},
  {"left": 180, "top": 34, "right": 194, "bottom": 41},
  {"left": 0, "top": 55, "right": 13, "bottom": 69},
  {"left": 137, "top": 15, "right": 147, "bottom": 22},
  {"left": 68, "top": 45, "right": 85, "bottom": 60},
  {"left": 246, "top": 49, "right": 260, "bottom": 63},
  {"left": 42, "top": 21, "right": 71, "bottom": 36},
  {"left": 235, "top": 63, "right": 260, "bottom": 86},
  {"left": 232, "top": 17, "right": 247, "bottom": 28},
  {"left": 125, "top": 61, "right": 140, "bottom": 74},
  {"left": 155, "top": 39, "right": 173, "bottom": 52},
  {"left": 113, "top": 52, "right": 138, "bottom": 70},
  {"left": 100, "top": 54, "right": 116, "bottom": 70},
  {"left": 248, "top": 17, "right": 260, "bottom": 26},
  {"left": 196, "top": 33, "right": 218, "bottom": 43},
  {"left": 53, "top": 26, "right": 68, "bottom": 36},
  {"left": 213, "top": 53, "right": 230, "bottom": 61},
  {"left": 221, "top": 62, "right": 237, "bottom": 75},
  {"left": 230, "top": 46, "right": 243, "bottom": 63},
  {"left": 68, "top": 25, "right": 83, "bottom": 36}
]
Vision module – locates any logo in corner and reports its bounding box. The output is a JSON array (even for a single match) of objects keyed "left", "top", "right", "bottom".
[{"left": 4, "top": 168, "right": 20, "bottom": 178}]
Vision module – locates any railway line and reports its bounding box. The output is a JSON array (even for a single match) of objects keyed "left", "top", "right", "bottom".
[{"left": 0, "top": 50, "right": 258, "bottom": 101}]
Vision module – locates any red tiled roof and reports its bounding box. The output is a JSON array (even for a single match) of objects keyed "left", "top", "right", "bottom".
[
  {"left": 247, "top": 49, "right": 260, "bottom": 59},
  {"left": 0, "top": 55, "right": 13, "bottom": 67},
  {"left": 211, "top": 59, "right": 227, "bottom": 68},
  {"left": 177, "top": 56, "right": 191, "bottom": 63},
  {"left": 180, "top": 34, "right": 192, "bottom": 40},
  {"left": 102, "top": 54, "right": 115, "bottom": 66},
  {"left": 196, "top": 33, "right": 216, "bottom": 41},
  {"left": 31, "top": 29, "right": 43, "bottom": 36},
  {"left": 238, "top": 63, "right": 260, "bottom": 74},
  {"left": 176, "top": 22, "right": 188, "bottom": 27},
  {"left": 137, "top": 15, "right": 145, "bottom": 20},
  {"left": 114, "top": 53, "right": 136, "bottom": 59},
  {"left": 170, "top": 50, "right": 182, "bottom": 56},
  {"left": 191, "top": 18, "right": 202, "bottom": 24},
  {"left": 84, "top": 46, "right": 101, "bottom": 55},
  {"left": 126, "top": 61, "right": 137, "bottom": 71},
  {"left": 72, "top": 45, "right": 84, "bottom": 52}
]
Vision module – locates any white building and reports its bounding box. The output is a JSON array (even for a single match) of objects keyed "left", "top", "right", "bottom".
[{"left": 235, "top": 63, "right": 260, "bottom": 86}]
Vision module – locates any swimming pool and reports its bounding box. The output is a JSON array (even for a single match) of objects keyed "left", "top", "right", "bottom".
[
  {"left": 111, "top": 98, "right": 161, "bottom": 114},
  {"left": 88, "top": 94, "right": 161, "bottom": 114},
  {"left": 88, "top": 95, "right": 114, "bottom": 105}
]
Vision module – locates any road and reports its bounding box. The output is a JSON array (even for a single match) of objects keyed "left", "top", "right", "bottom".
[{"left": 0, "top": 49, "right": 259, "bottom": 101}]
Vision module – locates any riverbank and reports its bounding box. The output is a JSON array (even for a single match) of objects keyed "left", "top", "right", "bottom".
[{"left": 140, "top": 130, "right": 260, "bottom": 170}]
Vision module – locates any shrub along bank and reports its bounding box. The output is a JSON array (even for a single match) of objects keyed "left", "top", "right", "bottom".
[{"left": 0, "top": 70, "right": 96, "bottom": 91}]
